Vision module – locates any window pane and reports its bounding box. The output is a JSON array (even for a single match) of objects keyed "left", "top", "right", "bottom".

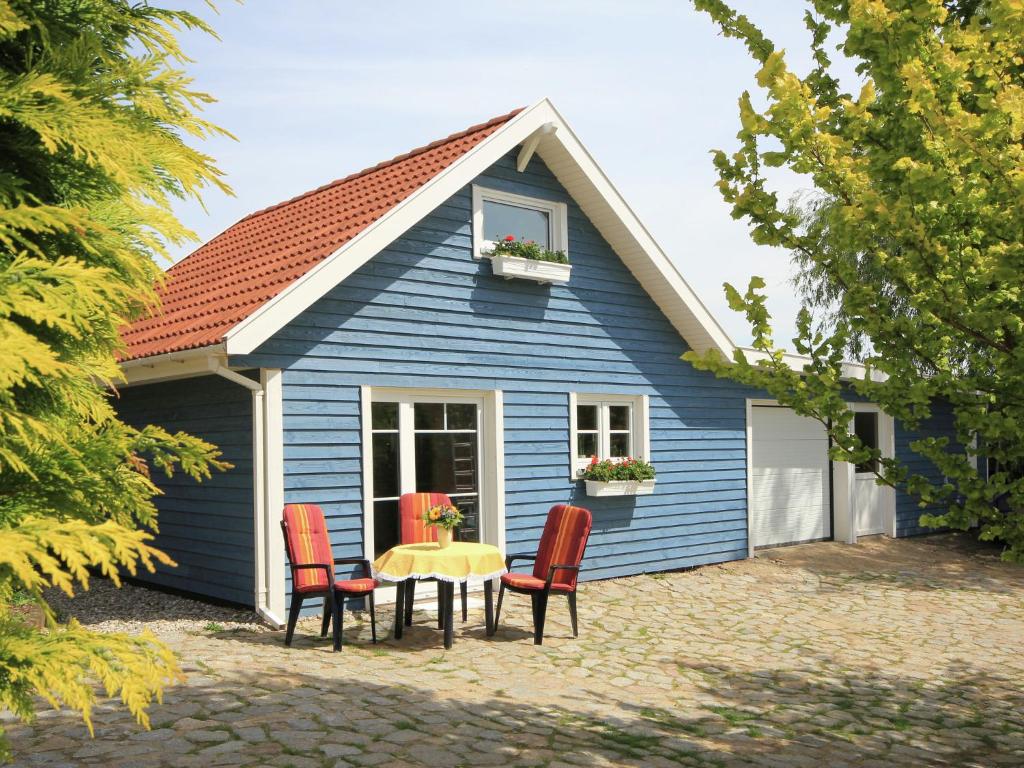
[
  {"left": 483, "top": 200, "right": 550, "bottom": 247},
  {"left": 372, "top": 433, "right": 400, "bottom": 498},
  {"left": 609, "top": 405, "right": 631, "bottom": 431},
  {"left": 610, "top": 432, "right": 631, "bottom": 458},
  {"left": 371, "top": 401, "right": 398, "bottom": 430},
  {"left": 416, "top": 434, "right": 478, "bottom": 495},
  {"left": 451, "top": 497, "right": 480, "bottom": 543},
  {"left": 414, "top": 402, "right": 444, "bottom": 430},
  {"left": 577, "top": 404, "right": 598, "bottom": 431},
  {"left": 446, "top": 403, "right": 477, "bottom": 430},
  {"left": 577, "top": 432, "right": 597, "bottom": 459},
  {"left": 854, "top": 412, "right": 879, "bottom": 473},
  {"left": 373, "top": 499, "right": 399, "bottom": 559}
]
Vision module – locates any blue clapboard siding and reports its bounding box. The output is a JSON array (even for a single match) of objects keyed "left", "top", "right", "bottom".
[
  {"left": 894, "top": 400, "right": 960, "bottom": 537},
  {"left": 233, "top": 149, "right": 754, "bottom": 596},
  {"left": 113, "top": 374, "right": 255, "bottom": 605}
]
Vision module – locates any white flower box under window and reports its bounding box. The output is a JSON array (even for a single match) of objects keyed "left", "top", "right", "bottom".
[
  {"left": 584, "top": 479, "right": 656, "bottom": 497},
  {"left": 492, "top": 253, "right": 572, "bottom": 285}
]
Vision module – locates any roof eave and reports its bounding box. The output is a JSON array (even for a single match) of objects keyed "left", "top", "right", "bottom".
[{"left": 118, "top": 343, "right": 226, "bottom": 387}]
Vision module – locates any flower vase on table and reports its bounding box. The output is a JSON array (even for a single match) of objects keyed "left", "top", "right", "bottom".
[{"left": 425, "top": 503, "right": 463, "bottom": 549}]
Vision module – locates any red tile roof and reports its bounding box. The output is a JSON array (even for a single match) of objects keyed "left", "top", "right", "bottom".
[{"left": 121, "top": 108, "right": 522, "bottom": 361}]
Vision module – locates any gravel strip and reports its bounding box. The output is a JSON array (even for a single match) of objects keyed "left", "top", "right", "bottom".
[{"left": 44, "top": 577, "right": 267, "bottom": 637}]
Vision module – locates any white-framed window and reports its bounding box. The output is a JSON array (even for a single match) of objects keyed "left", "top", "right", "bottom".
[
  {"left": 471, "top": 185, "right": 568, "bottom": 260},
  {"left": 568, "top": 393, "right": 650, "bottom": 477}
]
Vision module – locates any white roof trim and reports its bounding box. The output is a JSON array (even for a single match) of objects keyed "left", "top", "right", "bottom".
[{"left": 223, "top": 98, "right": 734, "bottom": 358}]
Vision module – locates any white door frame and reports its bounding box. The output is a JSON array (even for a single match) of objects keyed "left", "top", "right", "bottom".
[
  {"left": 360, "top": 386, "right": 505, "bottom": 603},
  {"left": 844, "top": 402, "right": 897, "bottom": 539}
]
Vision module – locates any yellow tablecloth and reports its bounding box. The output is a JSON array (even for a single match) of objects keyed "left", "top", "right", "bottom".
[{"left": 372, "top": 542, "right": 506, "bottom": 584}]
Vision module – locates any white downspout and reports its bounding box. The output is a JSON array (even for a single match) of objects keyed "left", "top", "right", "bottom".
[{"left": 209, "top": 360, "right": 286, "bottom": 628}]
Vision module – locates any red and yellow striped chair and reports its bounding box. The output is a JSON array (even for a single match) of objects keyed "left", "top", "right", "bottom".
[
  {"left": 495, "top": 504, "right": 593, "bottom": 645},
  {"left": 398, "top": 492, "right": 468, "bottom": 626},
  {"left": 281, "top": 503, "right": 379, "bottom": 651}
]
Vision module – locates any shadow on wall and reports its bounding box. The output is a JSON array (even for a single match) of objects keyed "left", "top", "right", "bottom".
[
  {"left": 566, "top": 486, "right": 640, "bottom": 533},
  {"left": 467, "top": 258, "right": 555, "bottom": 322},
  {"left": 8, "top": 632, "right": 1021, "bottom": 767}
]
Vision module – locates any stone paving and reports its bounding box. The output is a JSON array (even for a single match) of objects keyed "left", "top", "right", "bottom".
[{"left": 6, "top": 533, "right": 1024, "bottom": 767}]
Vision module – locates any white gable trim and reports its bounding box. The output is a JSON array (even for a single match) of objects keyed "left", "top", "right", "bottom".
[{"left": 223, "top": 98, "right": 734, "bottom": 358}]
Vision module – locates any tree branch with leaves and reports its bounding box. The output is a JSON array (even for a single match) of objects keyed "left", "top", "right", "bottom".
[
  {"left": 0, "top": 0, "right": 232, "bottom": 760},
  {"left": 687, "top": 0, "right": 1024, "bottom": 559}
]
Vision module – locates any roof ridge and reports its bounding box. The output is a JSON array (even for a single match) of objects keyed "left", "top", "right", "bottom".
[{"left": 231, "top": 107, "right": 524, "bottom": 227}]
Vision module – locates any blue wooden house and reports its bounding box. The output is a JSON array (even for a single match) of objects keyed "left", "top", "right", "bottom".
[{"left": 116, "top": 100, "right": 957, "bottom": 624}]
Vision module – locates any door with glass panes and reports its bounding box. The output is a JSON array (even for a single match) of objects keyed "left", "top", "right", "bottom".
[{"left": 369, "top": 396, "right": 482, "bottom": 559}]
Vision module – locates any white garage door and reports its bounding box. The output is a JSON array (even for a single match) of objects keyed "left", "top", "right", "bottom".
[{"left": 751, "top": 406, "right": 831, "bottom": 548}]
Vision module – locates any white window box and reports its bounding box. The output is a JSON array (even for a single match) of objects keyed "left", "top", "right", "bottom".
[
  {"left": 492, "top": 253, "right": 572, "bottom": 285},
  {"left": 584, "top": 479, "right": 656, "bottom": 497}
]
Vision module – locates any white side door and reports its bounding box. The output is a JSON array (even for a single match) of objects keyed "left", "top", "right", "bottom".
[{"left": 852, "top": 408, "right": 888, "bottom": 535}]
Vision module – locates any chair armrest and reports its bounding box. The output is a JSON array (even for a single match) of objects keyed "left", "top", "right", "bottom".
[
  {"left": 505, "top": 553, "right": 537, "bottom": 571},
  {"left": 290, "top": 563, "right": 332, "bottom": 585},
  {"left": 333, "top": 557, "right": 372, "bottom": 578},
  {"left": 545, "top": 563, "right": 581, "bottom": 590}
]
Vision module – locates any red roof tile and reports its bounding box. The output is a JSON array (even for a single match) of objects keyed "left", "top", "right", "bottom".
[{"left": 121, "top": 108, "right": 522, "bottom": 361}]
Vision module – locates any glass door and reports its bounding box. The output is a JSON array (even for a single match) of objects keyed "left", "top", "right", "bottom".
[{"left": 369, "top": 396, "right": 482, "bottom": 558}]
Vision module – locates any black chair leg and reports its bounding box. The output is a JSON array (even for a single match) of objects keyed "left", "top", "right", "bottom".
[
  {"left": 404, "top": 578, "right": 416, "bottom": 626},
  {"left": 320, "top": 598, "right": 332, "bottom": 638},
  {"left": 284, "top": 592, "right": 303, "bottom": 647},
  {"left": 331, "top": 591, "right": 344, "bottom": 652},
  {"left": 460, "top": 581, "right": 468, "bottom": 622},
  {"left": 494, "top": 583, "right": 505, "bottom": 629},
  {"left": 368, "top": 591, "right": 378, "bottom": 644},
  {"left": 567, "top": 592, "right": 579, "bottom": 638},
  {"left": 533, "top": 592, "right": 549, "bottom": 646}
]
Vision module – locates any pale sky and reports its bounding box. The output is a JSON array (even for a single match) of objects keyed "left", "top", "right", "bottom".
[{"left": 170, "top": 1, "right": 849, "bottom": 347}]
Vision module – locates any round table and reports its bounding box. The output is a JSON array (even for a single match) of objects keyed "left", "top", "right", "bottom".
[{"left": 372, "top": 542, "right": 506, "bottom": 648}]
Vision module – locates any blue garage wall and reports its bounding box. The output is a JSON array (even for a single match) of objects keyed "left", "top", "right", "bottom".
[
  {"left": 232, "top": 149, "right": 755, "bottom": 595},
  {"left": 894, "top": 401, "right": 960, "bottom": 537},
  {"left": 112, "top": 374, "right": 255, "bottom": 605}
]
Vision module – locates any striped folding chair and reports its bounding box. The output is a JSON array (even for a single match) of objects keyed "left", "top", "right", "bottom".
[
  {"left": 281, "top": 503, "right": 379, "bottom": 651},
  {"left": 494, "top": 504, "right": 593, "bottom": 645},
  {"left": 398, "top": 492, "right": 469, "bottom": 625}
]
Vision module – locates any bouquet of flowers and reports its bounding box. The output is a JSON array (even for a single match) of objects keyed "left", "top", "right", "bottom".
[
  {"left": 579, "top": 456, "right": 656, "bottom": 482},
  {"left": 424, "top": 503, "right": 463, "bottom": 531}
]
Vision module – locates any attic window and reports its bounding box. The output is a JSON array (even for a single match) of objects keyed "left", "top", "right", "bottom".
[
  {"left": 472, "top": 186, "right": 567, "bottom": 260},
  {"left": 484, "top": 200, "right": 550, "bottom": 247}
]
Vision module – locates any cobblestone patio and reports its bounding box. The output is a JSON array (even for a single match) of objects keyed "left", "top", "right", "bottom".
[{"left": 7, "top": 534, "right": 1024, "bottom": 767}]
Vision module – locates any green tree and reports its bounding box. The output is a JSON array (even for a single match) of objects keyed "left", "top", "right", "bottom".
[
  {"left": 687, "top": 0, "right": 1024, "bottom": 558},
  {"left": 0, "top": 0, "right": 230, "bottom": 758}
]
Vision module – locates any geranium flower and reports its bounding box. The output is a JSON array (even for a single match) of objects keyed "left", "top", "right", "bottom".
[{"left": 504, "top": 234, "right": 516, "bottom": 241}]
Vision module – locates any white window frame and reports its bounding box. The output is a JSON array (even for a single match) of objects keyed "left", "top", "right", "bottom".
[
  {"left": 471, "top": 185, "right": 568, "bottom": 260},
  {"left": 568, "top": 393, "right": 650, "bottom": 478}
]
